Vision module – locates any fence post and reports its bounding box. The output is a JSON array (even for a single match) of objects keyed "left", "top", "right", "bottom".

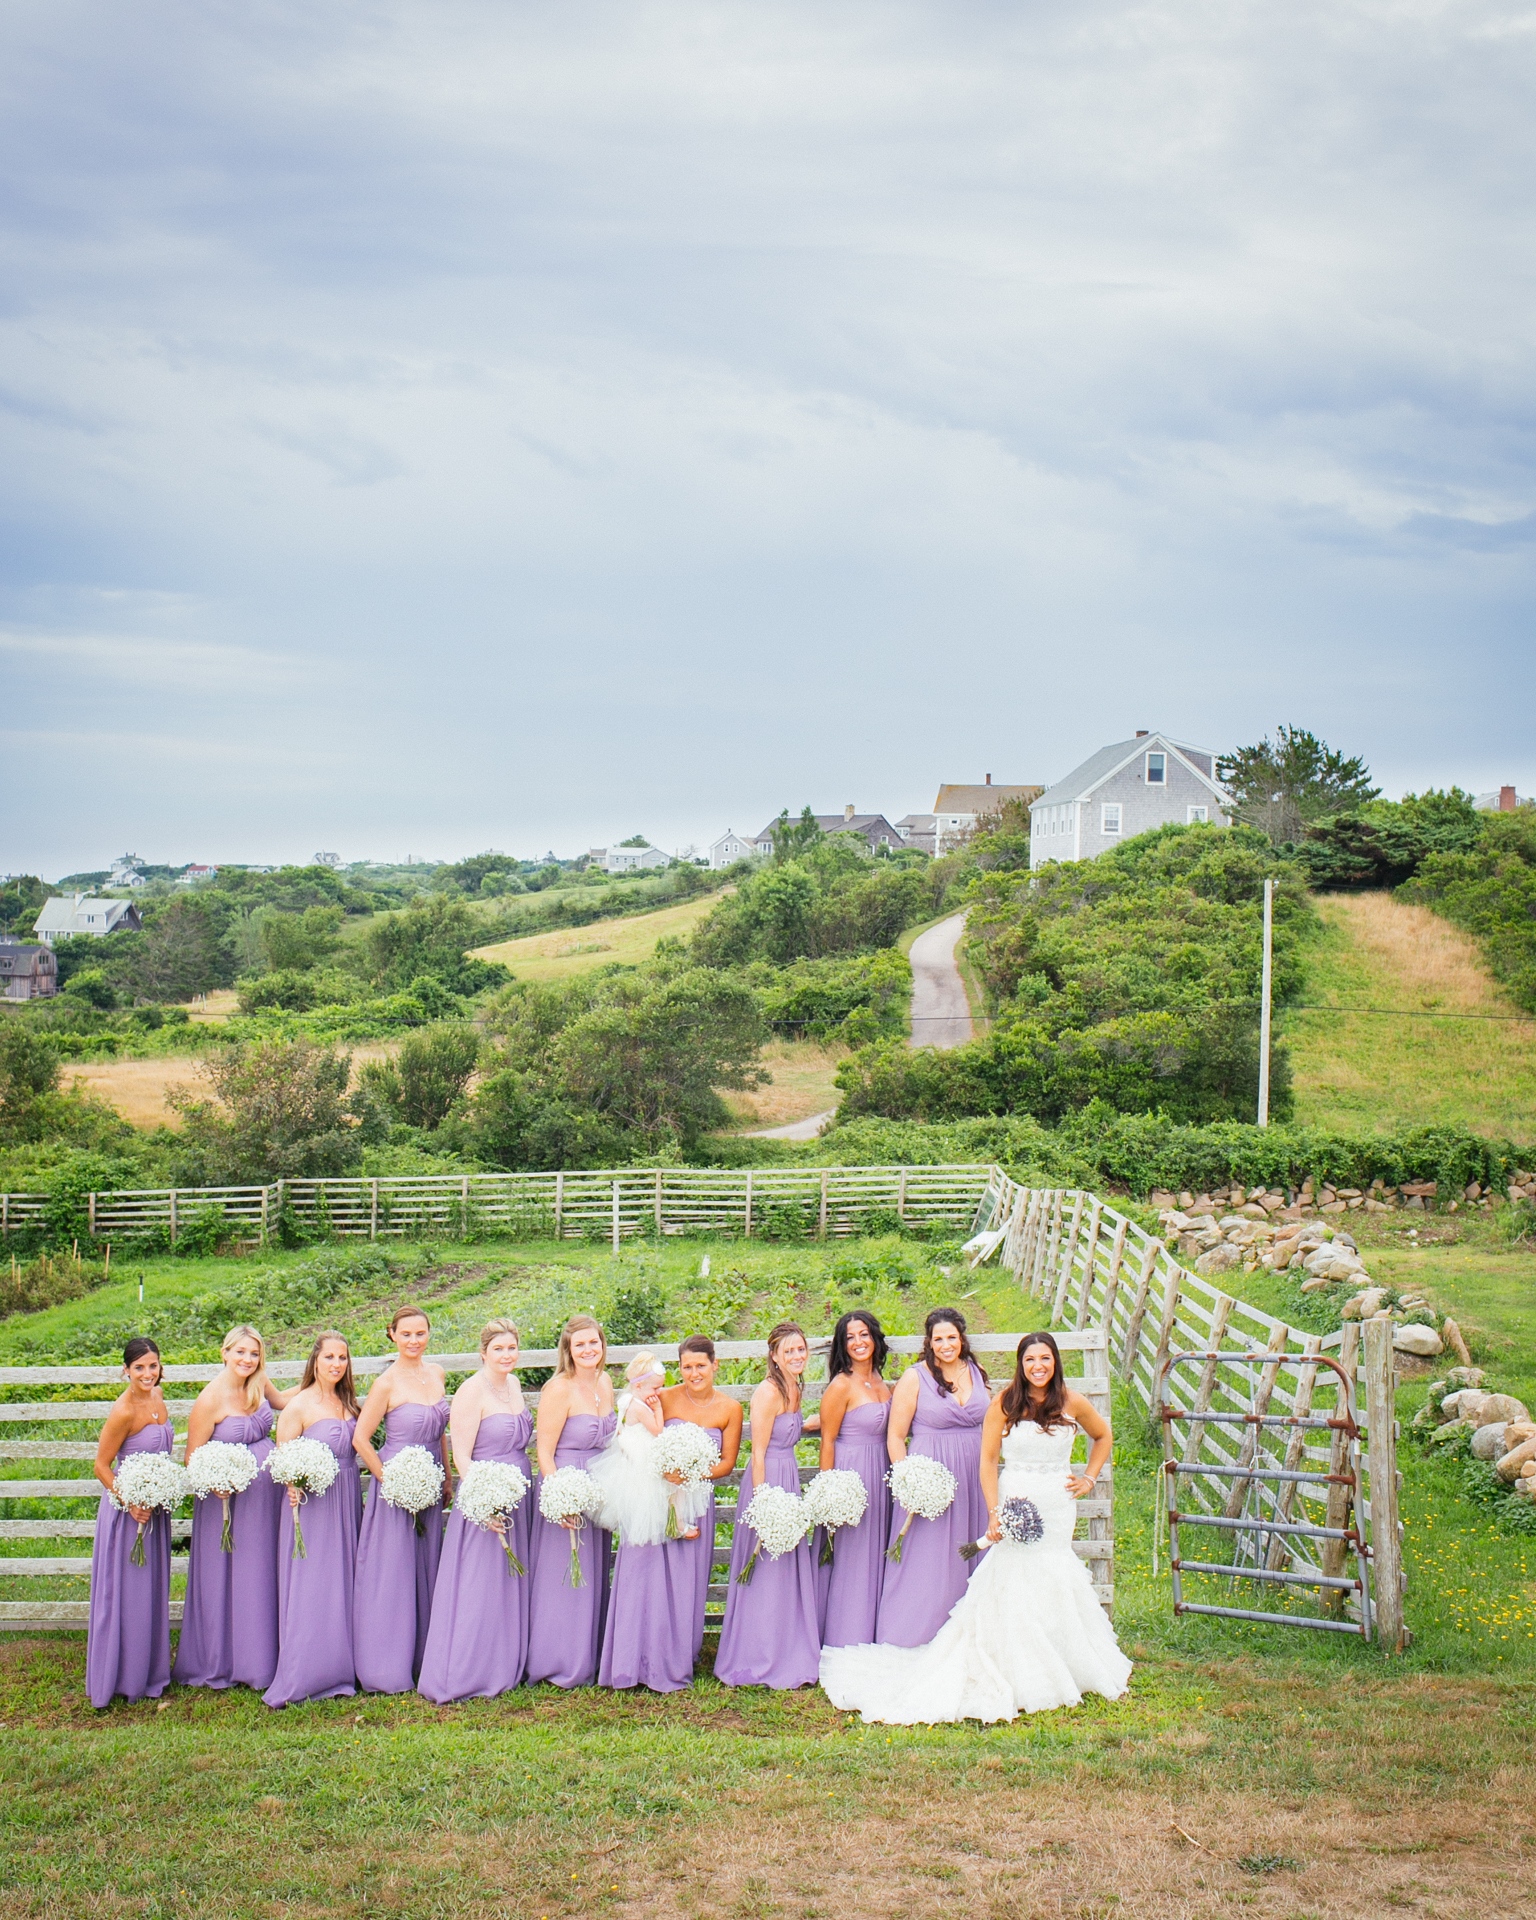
[
  {"left": 460, "top": 1176, "right": 470, "bottom": 1240},
  {"left": 260, "top": 1186, "right": 269, "bottom": 1244},
  {"left": 1094, "top": 1216, "right": 1129, "bottom": 1342},
  {"left": 87, "top": 1193, "right": 96, "bottom": 1240},
  {"left": 1073, "top": 1198, "right": 1104, "bottom": 1330},
  {"left": 744, "top": 1171, "right": 753, "bottom": 1239},
  {"left": 1362, "top": 1315, "right": 1406, "bottom": 1652},
  {"left": 1051, "top": 1193, "right": 1084, "bottom": 1324},
  {"left": 555, "top": 1172, "right": 564, "bottom": 1240},
  {"left": 169, "top": 1189, "right": 178, "bottom": 1248},
  {"left": 1041, "top": 1192, "right": 1064, "bottom": 1303},
  {"left": 611, "top": 1181, "right": 621, "bottom": 1256},
  {"left": 370, "top": 1180, "right": 379, "bottom": 1243},
  {"left": 1321, "top": 1320, "right": 1362, "bottom": 1600},
  {"left": 1150, "top": 1261, "right": 1183, "bottom": 1389},
  {"left": 655, "top": 1170, "right": 663, "bottom": 1237},
  {"left": 818, "top": 1171, "right": 829, "bottom": 1240},
  {"left": 2, "top": 1193, "right": 7, "bottom": 1237}
]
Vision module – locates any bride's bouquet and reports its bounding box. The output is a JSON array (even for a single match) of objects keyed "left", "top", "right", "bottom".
[
  {"left": 735, "top": 1483, "right": 807, "bottom": 1585},
  {"left": 110, "top": 1454, "right": 192, "bottom": 1567},
  {"left": 186, "top": 1439, "right": 260, "bottom": 1554},
  {"left": 455, "top": 1458, "right": 531, "bottom": 1576},
  {"left": 265, "top": 1436, "right": 340, "bottom": 1559},
  {"left": 959, "top": 1494, "right": 1045, "bottom": 1561},
  {"left": 800, "top": 1467, "right": 869, "bottom": 1567},
  {"left": 379, "top": 1445, "right": 445, "bottom": 1537},
  {"left": 885, "top": 1454, "right": 957, "bottom": 1563},
  {"left": 538, "top": 1466, "right": 606, "bottom": 1588},
  {"left": 650, "top": 1422, "right": 719, "bottom": 1538}
]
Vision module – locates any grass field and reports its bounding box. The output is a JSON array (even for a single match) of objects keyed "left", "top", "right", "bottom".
[
  {"left": 1286, "top": 892, "right": 1536, "bottom": 1138},
  {"left": 717, "top": 1040, "right": 845, "bottom": 1132},
  {"left": 62, "top": 1044, "right": 399, "bottom": 1133},
  {"left": 469, "top": 894, "right": 723, "bottom": 983}
]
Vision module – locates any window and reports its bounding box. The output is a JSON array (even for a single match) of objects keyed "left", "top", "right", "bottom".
[
  {"left": 1146, "top": 752, "right": 1166, "bottom": 784},
  {"left": 1187, "top": 805, "right": 1208, "bottom": 825},
  {"left": 1101, "top": 803, "right": 1122, "bottom": 835}
]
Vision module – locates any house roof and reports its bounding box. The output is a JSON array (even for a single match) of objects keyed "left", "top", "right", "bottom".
[
  {"left": 931, "top": 784, "right": 1042, "bottom": 816},
  {"left": 33, "top": 896, "right": 139, "bottom": 936},
  {"left": 896, "top": 813, "right": 936, "bottom": 830},
  {"left": 754, "top": 813, "right": 899, "bottom": 841},
  {"left": 1031, "top": 735, "right": 1225, "bottom": 811}
]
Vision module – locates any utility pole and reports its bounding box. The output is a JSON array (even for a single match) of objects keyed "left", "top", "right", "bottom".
[{"left": 1257, "top": 876, "right": 1274, "bottom": 1127}]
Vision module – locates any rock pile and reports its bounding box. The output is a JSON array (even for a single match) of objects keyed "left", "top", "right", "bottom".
[
  {"left": 1149, "top": 1170, "right": 1535, "bottom": 1219},
  {"left": 1156, "top": 1206, "right": 1450, "bottom": 1355},
  {"left": 1413, "top": 1368, "right": 1536, "bottom": 1503}
]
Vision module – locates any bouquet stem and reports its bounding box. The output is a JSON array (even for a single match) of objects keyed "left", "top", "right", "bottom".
[
  {"left": 736, "top": 1544, "right": 761, "bottom": 1586},
  {"left": 818, "top": 1528, "right": 835, "bottom": 1569},
  {"left": 292, "top": 1509, "right": 307, "bottom": 1560},
  {"left": 219, "top": 1495, "right": 235, "bottom": 1555},
  {"left": 665, "top": 1502, "right": 680, "bottom": 1541},
  {"left": 885, "top": 1512, "right": 915, "bottom": 1564},
  {"left": 565, "top": 1522, "right": 586, "bottom": 1589},
  {"left": 958, "top": 1539, "right": 985, "bottom": 1562},
  {"left": 501, "top": 1533, "right": 526, "bottom": 1579},
  {"left": 130, "top": 1519, "right": 148, "bottom": 1568},
  {"left": 414, "top": 1510, "right": 427, "bottom": 1538}
]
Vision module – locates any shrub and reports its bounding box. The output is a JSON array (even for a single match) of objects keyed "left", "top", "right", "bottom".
[
  {"left": 169, "top": 1038, "right": 381, "bottom": 1183},
  {"left": 0, "top": 1252, "right": 92, "bottom": 1318},
  {"left": 359, "top": 1024, "right": 482, "bottom": 1131}
]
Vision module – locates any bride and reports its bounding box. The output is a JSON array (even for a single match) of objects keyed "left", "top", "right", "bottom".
[{"left": 819, "top": 1331, "right": 1132, "bottom": 1724}]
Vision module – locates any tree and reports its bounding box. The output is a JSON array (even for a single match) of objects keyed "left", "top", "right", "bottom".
[
  {"left": 618, "top": 834, "right": 651, "bottom": 848},
  {"left": 359, "top": 1024, "right": 482, "bottom": 1130},
  {"left": 364, "top": 895, "right": 509, "bottom": 995},
  {"left": 0, "top": 875, "right": 48, "bottom": 936},
  {"left": 1217, "top": 727, "right": 1380, "bottom": 844},
  {"left": 115, "top": 897, "right": 232, "bottom": 1001},
  {"left": 259, "top": 903, "right": 343, "bottom": 972},
  {"left": 169, "top": 1039, "right": 377, "bottom": 1183},
  {"left": 0, "top": 1025, "right": 62, "bottom": 1139},
  {"left": 769, "top": 806, "right": 824, "bottom": 863}
]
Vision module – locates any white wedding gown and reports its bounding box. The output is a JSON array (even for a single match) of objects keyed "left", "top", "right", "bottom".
[{"left": 819, "top": 1420, "right": 1132, "bottom": 1724}]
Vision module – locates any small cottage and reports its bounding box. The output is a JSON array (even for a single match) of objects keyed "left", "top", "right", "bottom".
[
  {"left": 0, "top": 939, "right": 58, "bottom": 1001},
  {"left": 1029, "top": 733, "right": 1230, "bottom": 870}
]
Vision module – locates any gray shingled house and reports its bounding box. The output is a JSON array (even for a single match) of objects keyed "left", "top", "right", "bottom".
[
  {"left": 1029, "top": 732, "right": 1230, "bottom": 870},
  {"left": 0, "top": 939, "right": 58, "bottom": 1000}
]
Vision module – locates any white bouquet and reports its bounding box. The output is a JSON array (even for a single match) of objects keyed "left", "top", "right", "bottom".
[
  {"left": 186, "top": 1440, "right": 260, "bottom": 1554},
  {"left": 538, "top": 1466, "right": 606, "bottom": 1588},
  {"left": 735, "top": 1482, "right": 807, "bottom": 1586},
  {"left": 265, "top": 1435, "right": 341, "bottom": 1559},
  {"left": 885, "top": 1453, "right": 957, "bottom": 1563},
  {"left": 110, "top": 1453, "right": 191, "bottom": 1567},
  {"left": 650, "top": 1422, "right": 720, "bottom": 1539},
  {"left": 379, "top": 1444, "right": 446, "bottom": 1537},
  {"left": 801, "top": 1467, "right": 869, "bottom": 1568},
  {"left": 455, "top": 1458, "right": 531, "bottom": 1576}
]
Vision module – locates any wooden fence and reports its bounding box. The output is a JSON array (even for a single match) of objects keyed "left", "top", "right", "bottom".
[
  {"left": 969, "top": 1174, "right": 1406, "bottom": 1647},
  {"left": 0, "top": 1164, "right": 991, "bottom": 1247}
]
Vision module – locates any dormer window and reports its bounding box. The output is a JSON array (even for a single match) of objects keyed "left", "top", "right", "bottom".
[{"left": 1146, "top": 751, "right": 1166, "bottom": 785}]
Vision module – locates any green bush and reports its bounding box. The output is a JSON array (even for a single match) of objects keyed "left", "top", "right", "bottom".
[{"left": 751, "top": 948, "right": 912, "bottom": 1042}]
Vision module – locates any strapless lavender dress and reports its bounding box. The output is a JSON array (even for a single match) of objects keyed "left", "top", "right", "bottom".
[
  {"left": 875, "top": 1363, "right": 990, "bottom": 1648},
  {"left": 418, "top": 1411, "right": 535, "bottom": 1702},
  {"left": 175, "top": 1405, "right": 283, "bottom": 1690},
  {"left": 818, "top": 1397, "right": 893, "bottom": 1650},
  {"left": 263, "top": 1417, "right": 361, "bottom": 1709},
  {"left": 525, "top": 1411, "right": 615, "bottom": 1689},
  {"left": 598, "top": 1414, "right": 718, "bottom": 1693},
  {"left": 715, "top": 1411, "right": 821, "bottom": 1689},
  {"left": 354, "top": 1399, "right": 450, "bottom": 1693},
  {"left": 86, "top": 1418, "right": 175, "bottom": 1709},
  {"left": 667, "top": 1420, "right": 725, "bottom": 1662}
]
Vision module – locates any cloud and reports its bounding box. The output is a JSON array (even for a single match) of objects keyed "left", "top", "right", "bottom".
[{"left": 0, "top": 629, "right": 322, "bottom": 689}]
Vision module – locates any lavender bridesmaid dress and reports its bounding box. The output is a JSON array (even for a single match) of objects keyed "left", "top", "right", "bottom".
[
  {"left": 353, "top": 1400, "right": 450, "bottom": 1693},
  {"left": 86, "top": 1418, "right": 175, "bottom": 1709},
  {"left": 174, "top": 1405, "right": 282, "bottom": 1690},
  {"left": 263, "top": 1417, "right": 361, "bottom": 1708},
  {"left": 818, "top": 1397, "right": 893, "bottom": 1650},
  {"left": 874, "top": 1363, "right": 990, "bottom": 1648},
  {"left": 598, "top": 1415, "right": 717, "bottom": 1692},
  {"left": 668, "top": 1420, "right": 724, "bottom": 1662},
  {"left": 525, "top": 1410, "right": 615, "bottom": 1689},
  {"left": 417, "top": 1411, "right": 535, "bottom": 1702},
  {"left": 714, "top": 1411, "right": 821, "bottom": 1689}
]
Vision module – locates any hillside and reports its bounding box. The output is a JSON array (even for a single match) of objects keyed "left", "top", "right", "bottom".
[
  {"left": 1286, "top": 892, "right": 1536, "bottom": 1138},
  {"left": 468, "top": 892, "right": 722, "bottom": 982}
]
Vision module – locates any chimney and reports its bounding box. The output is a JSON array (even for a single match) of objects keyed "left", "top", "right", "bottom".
[
  {"left": 1501, "top": 785, "right": 1517, "bottom": 812},
  {"left": 844, "top": 803, "right": 855, "bottom": 822},
  {"left": 985, "top": 773, "right": 992, "bottom": 785},
  {"left": 1135, "top": 730, "right": 1149, "bottom": 738}
]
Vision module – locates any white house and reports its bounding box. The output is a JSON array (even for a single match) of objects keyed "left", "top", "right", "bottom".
[
  {"left": 930, "top": 779, "right": 1044, "bottom": 854},
  {"left": 709, "top": 830, "right": 765, "bottom": 870},
  {"left": 108, "top": 855, "right": 146, "bottom": 889},
  {"left": 1029, "top": 733, "right": 1230, "bottom": 870},
  {"left": 33, "top": 895, "right": 144, "bottom": 944},
  {"left": 605, "top": 844, "right": 670, "bottom": 873}
]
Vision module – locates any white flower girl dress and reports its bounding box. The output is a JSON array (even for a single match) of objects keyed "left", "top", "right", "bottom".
[
  {"left": 819, "top": 1419, "right": 1132, "bottom": 1723},
  {"left": 588, "top": 1393, "right": 712, "bottom": 1546}
]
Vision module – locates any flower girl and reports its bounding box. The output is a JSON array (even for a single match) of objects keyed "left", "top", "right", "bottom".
[{"left": 591, "top": 1353, "right": 711, "bottom": 1544}]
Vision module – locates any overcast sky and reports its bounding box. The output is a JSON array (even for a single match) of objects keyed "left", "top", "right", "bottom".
[{"left": 3, "top": 1, "right": 1533, "bottom": 876}]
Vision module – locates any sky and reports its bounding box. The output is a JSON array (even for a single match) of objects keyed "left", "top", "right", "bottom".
[{"left": 3, "top": 0, "right": 1533, "bottom": 877}]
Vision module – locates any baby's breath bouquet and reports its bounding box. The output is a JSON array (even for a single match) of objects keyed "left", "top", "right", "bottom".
[
  {"left": 650, "top": 1422, "right": 720, "bottom": 1538},
  {"left": 379, "top": 1444, "right": 446, "bottom": 1537},
  {"left": 538, "top": 1466, "right": 605, "bottom": 1588},
  {"left": 110, "top": 1454, "right": 191, "bottom": 1567},
  {"left": 265, "top": 1436, "right": 340, "bottom": 1559},
  {"left": 455, "top": 1459, "right": 531, "bottom": 1576},
  {"left": 885, "top": 1454, "right": 957, "bottom": 1563},
  {"left": 186, "top": 1440, "right": 260, "bottom": 1553},
  {"left": 735, "top": 1483, "right": 807, "bottom": 1585},
  {"left": 800, "top": 1467, "right": 870, "bottom": 1567}
]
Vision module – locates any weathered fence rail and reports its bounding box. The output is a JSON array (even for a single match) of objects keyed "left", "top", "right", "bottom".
[{"left": 1, "top": 1164, "right": 991, "bottom": 1248}]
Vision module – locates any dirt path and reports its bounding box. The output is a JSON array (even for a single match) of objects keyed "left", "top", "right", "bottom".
[{"left": 907, "top": 911, "right": 973, "bottom": 1049}]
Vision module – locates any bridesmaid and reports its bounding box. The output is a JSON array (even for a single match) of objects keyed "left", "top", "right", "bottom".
[
  {"left": 174, "top": 1323, "right": 292, "bottom": 1691},
  {"left": 817, "top": 1310, "right": 894, "bottom": 1649},
  {"left": 714, "top": 1321, "right": 821, "bottom": 1689},
  {"left": 353, "top": 1305, "right": 452, "bottom": 1692},
  {"left": 418, "top": 1319, "right": 534, "bottom": 1701},
  {"left": 525, "top": 1315, "right": 616, "bottom": 1689},
  {"left": 874, "top": 1307, "right": 990, "bottom": 1648},
  {"left": 658, "top": 1337, "right": 743, "bottom": 1662},
  {"left": 598, "top": 1355, "right": 696, "bottom": 1693},
  {"left": 263, "top": 1332, "right": 363, "bottom": 1708},
  {"left": 86, "top": 1337, "right": 175, "bottom": 1709}
]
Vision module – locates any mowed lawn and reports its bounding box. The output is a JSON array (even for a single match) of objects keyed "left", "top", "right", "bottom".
[
  {"left": 469, "top": 894, "right": 722, "bottom": 984},
  {"left": 1286, "top": 891, "right": 1536, "bottom": 1138}
]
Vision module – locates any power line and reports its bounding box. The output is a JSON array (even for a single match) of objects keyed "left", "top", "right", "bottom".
[{"left": 1287, "top": 1004, "right": 1535, "bottom": 1024}]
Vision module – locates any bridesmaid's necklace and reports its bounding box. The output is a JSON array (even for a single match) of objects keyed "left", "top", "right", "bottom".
[{"left": 486, "top": 1373, "right": 516, "bottom": 1408}]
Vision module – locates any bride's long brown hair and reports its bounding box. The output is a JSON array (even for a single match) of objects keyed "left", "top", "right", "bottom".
[{"left": 999, "top": 1331, "right": 1068, "bottom": 1434}]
